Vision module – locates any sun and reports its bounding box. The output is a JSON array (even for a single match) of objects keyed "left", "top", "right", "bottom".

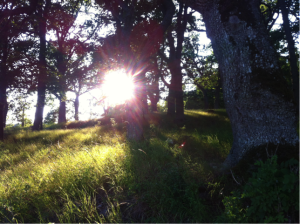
[{"left": 102, "top": 70, "right": 134, "bottom": 106}]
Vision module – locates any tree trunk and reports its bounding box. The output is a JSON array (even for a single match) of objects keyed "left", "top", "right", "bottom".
[
  {"left": 21, "top": 107, "right": 25, "bottom": 127},
  {"left": 58, "top": 97, "right": 67, "bottom": 123},
  {"left": 174, "top": 72, "right": 184, "bottom": 117},
  {"left": 0, "top": 82, "right": 6, "bottom": 141},
  {"left": 4, "top": 98, "right": 8, "bottom": 128},
  {"left": 279, "top": 0, "right": 299, "bottom": 115},
  {"left": 150, "top": 93, "right": 159, "bottom": 112},
  {"left": 32, "top": 12, "right": 47, "bottom": 131},
  {"left": 0, "top": 35, "right": 8, "bottom": 141},
  {"left": 185, "top": 0, "right": 299, "bottom": 168},
  {"left": 74, "top": 93, "right": 79, "bottom": 121},
  {"left": 167, "top": 87, "right": 176, "bottom": 115}
]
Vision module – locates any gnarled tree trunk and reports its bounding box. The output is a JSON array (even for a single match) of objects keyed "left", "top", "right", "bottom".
[{"left": 185, "top": 0, "right": 299, "bottom": 168}]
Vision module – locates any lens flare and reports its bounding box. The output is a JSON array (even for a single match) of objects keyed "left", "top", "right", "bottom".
[{"left": 102, "top": 70, "right": 134, "bottom": 106}]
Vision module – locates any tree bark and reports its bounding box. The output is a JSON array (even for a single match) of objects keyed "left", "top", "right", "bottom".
[
  {"left": 4, "top": 98, "right": 8, "bottom": 128},
  {"left": 74, "top": 93, "right": 79, "bottom": 121},
  {"left": 0, "top": 82, "right": 6, "bottom": 141},
  {"left": 58, "top": 97, "right": 67, "bottom": 123},
  {"left": 279, "top": 0, "right": 299, "bottom": 114},
  {"left": 185, "top": 0, "right": 299, "bottom": 168},
  {"left": 0, "top": 35, "right": 8, "bottom": 141},
  {"left": 167, "top": 75, "right": 176, "bottom": 115},
  {"left": 32, "top": 4, "right": 48, "bottom": 131}
]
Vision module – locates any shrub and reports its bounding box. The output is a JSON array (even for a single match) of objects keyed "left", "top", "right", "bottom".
[{"left": 219, "top": 155, "right": 299, "bottom": 223}]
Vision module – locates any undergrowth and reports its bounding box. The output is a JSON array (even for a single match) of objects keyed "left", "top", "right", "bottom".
[{"left": 0, "top": 109, "right": 298, "bottom": 223}]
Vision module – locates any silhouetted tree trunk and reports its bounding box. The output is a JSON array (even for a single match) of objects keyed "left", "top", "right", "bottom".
[
  {"left": 125, "top": 0, "right": 175, "bottom": 141},
  {"left": 4, "top": 98, "right": 8, "bottom": 128},
  {"left": 0, "top": 35, "right": 9, "bottom": 140},
  {"left": 0, "top": 80, "right": 6, "bottom": 142},
  {"left": 279, "top": 0, "right": 299, "bottom": 114},
  {"left": 58, "top": 97, "right": 67, "bottom": 123},
  {"left": 167, "top": 80, "right": 176, "bottom": 115},
  {"left": 74, "top": 93, "right": 79, "bottom": 121},
  {"left": 149, "top": 73, "right": 160, "bottom": 112},
  {"left": 32, "top": 0, "right": 50, "bottom": 131},
  {"left": 163, "top": 2, "right": 188, "bottom": 119},
  {"left": 185, "top": 0, "right": 299, "bottom": 168}
]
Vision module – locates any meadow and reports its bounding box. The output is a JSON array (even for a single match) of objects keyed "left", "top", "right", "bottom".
[{"left": 0, "top": 109, "right": 298, "bottom": 223}]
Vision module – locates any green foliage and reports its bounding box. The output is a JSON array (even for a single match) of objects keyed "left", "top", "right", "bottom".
[
  {"left": 219, "top": 155, "right": 299, "bottom": 223},
  {"left": 44, "top": 108, "right": 59, "bottom": 124},
  {"left": 0, "top": 110, "right": 233, "bottom": 223}
]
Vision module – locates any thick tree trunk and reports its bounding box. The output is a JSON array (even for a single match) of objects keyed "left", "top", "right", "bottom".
[
  {"left": 0, "top": 35, "right": 8, "bottom": 141},
  {"left": 58, "top": 98, "right": 67, "bottom": 123},
  {"left": 33, "top": 13, "right": 47, "bottom": 131},
  {"left": 74, "top": 93, "right": 79, "bottom": 121},
  {"left": 4, "top": 98, "right": 8, "bottom": 128},
  {"left": 0, "top": 82, "right": 6, "bottom": 141},
  {"left": 167, "top": 88, "right": 176, "bottom": 115},
  {"left": 185, "top": 0, "right": 299, "bottom": 168},
  {"left": 33, "top": 80, "right": 46, "bottom": 130},
  {"left": 279, "top": 0, "right": 299, "bottom": 114},
  {"left": 174, "top": 72, "right": 184, "bottom": 117}
]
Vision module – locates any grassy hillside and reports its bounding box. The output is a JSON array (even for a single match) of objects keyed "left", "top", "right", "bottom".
[{"left": 0, "top": 109, "right": 298, "bottom": 223}]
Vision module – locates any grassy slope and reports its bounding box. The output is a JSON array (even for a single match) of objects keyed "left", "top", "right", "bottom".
[{"left": 0, "top": 109, "right": 235, "bottom": 223}]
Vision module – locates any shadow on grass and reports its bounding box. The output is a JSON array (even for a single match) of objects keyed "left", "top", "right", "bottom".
[{"left": 117, "top": 110, "right": 233, "bottom": 222}]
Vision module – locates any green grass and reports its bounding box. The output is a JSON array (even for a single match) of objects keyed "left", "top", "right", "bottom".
[{"left": 0, "top": 109, "right": 234, "bottom": 223}]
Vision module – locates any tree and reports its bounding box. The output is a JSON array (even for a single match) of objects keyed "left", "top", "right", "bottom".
[
  {"left": 158, "top": 1, "right": 189, "bottom": 120},
  {"left": 46, "top": 0, "right": 101, "bottom": 123},
  {"left": 32, "top": 0, "right": 51, "bottom": 131},
  {"left": 95, "top": 0, "right": 175, "bottom": 141},
  {"left": 0, "top": 0, "right": 37, "bottom": 140},
  {"left": 278, "top": 0, "right": 299, "bottom": 114},
  {"left": 182, "top": 0, "right": 299, "bottom": 168},
  {"left": 9, "top": 90, "right": 33, "bottom": 127}
]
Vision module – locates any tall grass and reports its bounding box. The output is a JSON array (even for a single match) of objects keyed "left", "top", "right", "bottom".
[{"left": 0, "top": 109, "right": 233, "bottom": 223}]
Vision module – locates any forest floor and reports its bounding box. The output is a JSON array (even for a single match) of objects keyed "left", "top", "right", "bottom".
[{"left": 0, "top": 109, "right": 292, "bottom": 222}]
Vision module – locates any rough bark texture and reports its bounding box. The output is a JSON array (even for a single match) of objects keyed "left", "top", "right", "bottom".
[
  {"left": 185, "top": 0, "right": 299, "bottom": 167},
  {"left": 279, "top": 0, "right": 299, "bottom": 114}
]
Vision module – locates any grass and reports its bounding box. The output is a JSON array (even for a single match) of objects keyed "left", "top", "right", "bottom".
[{"left": 0, "top": 109, "right": 235, "bottom": 223}]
